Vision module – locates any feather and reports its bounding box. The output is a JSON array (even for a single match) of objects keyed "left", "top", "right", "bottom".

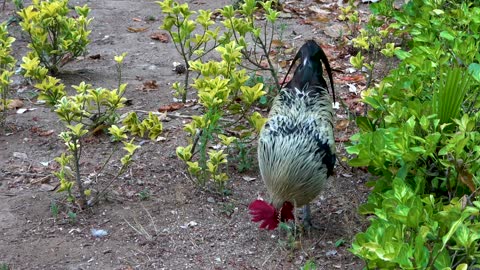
[
  {"left": 248, "top": 199, "right": 279, "bottom": 230},
  {"left": 282, "top": 40, "right": 335, "bottom": 103},
  {"left": 251, "top": 40, "right": 335, "bottom": 230}
]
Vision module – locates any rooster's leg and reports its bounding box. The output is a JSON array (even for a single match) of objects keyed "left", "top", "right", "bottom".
[
  {"left": 302, "top": 204, "right": 322, "bottom": 231},
  {"left": 302, "top": 204, "right": 312, "bottom": 228}
]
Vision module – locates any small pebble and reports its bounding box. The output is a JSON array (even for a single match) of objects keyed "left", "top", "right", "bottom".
[{"left": 91, "top": 228, "right": 108, "bottom": 238}]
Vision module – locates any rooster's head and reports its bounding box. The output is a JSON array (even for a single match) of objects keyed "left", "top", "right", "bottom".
[{"left": 248, "top": 199, "right": 294, "bottom": 230}]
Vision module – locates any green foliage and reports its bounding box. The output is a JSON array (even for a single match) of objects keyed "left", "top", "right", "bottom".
[
  {"left": 12, "top": 0, "right": 24, "bottom": 10},
  {"left": 348, "top": 1, "right": 480, "bottom": 268},
  {"left": 232, "top": 138, "right": 254, "bottom": 173},
  {"left": 434, "top": 68, "right": 471, "bottom": 126},
  {"left": 338, "top": 0, "right": 360, "bottom": 36},
  {"left": 138, "top": 188, "right": 151, "bottom": 201},
  {"left": 351, "top": 179, "right": 480, "bottom": 269},
  {"left": 0, "top": 263, "right": 9, "bottom": 270},
  {"left": 21, "top": 54, "right": 161, "bottom": 209},
  {"left": 176, "top": 41, "right": 266, "bottom": 193},
  {"left": 335, "top": 238, "right": 345, "bottom": 247},
  {"left": 301, "top": 260, "right": 317, "bottom": 270},
  {"left": 278, "top": 222, "right": 300, "bottom": 251},
  {"left": 158, "top": 0, "right": 281, "bottom": 103},
  {"left": 158, "top": 0, "right": 221, "bottom": 102},
  {"left": 50, "top": 200, "right": 59, "bottom": 219},
  {"left": 122, "top": 112, "right": 163, "bottom": 141},
  {"left": 67, "top": 210, "right": 77, "bottom": 224},
  {"left": 18, "top": 0, "right": 92, "bottom": 74},
  {"left": 220, "top": 0, "right": 281, "bottom": 89},
  {"left": 348, "top": 10, "right": 397, "bottom": 88},
  {"left": 0, "top": 22, "right": 16, "bottom": 128},
  {"left": 160, "top": 0, "right": 282, "bottom": 193},
  {"left": 219, "top": 202, "right": 235, "bottom": 217}
]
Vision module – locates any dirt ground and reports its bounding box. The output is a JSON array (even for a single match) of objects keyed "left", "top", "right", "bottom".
[{"left": 0, "top": 0, "right": 373, "bottom": 269}]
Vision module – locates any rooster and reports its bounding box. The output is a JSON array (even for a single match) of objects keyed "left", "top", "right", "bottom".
[{"left": 249, "top": 40, "right": 336, "bottom": 230}]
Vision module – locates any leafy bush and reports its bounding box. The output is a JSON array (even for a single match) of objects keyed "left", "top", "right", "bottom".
[
  {"left": 22, "top": 54, "right": 162, "bottom": 209},
  {"left": 352, "top": 179, "right": 479, "bottom": 269},
  {"left": 176, "top": 40, "right": 266, "bottom": 193},
  {"left": 18, "top": 0, "right": 91, "bottom": 74},
  {"left": 347, "top": 0, "right": 480, "bottom": 268},
  {"left": 0, "top": 22, "right": 16, "bottom": 128},
  {"left": 159, "top": 0, "right": 281, "bottom": 103},
  {"left": 159, "top": 0, "right": 283, "bottom": 193}
]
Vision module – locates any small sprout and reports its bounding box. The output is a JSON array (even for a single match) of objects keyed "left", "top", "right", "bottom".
[
  {"left": 138, "top": 188, "right": 151, "bottom": 201},
  {"left": 50, "top": 201, "right": 59, "bottom": 219},
  {"left": 335, "top": 238, "right": 345, "bottom": 247},
  {"left": 67, "top": 211, "right": 77, "bottom": 224},
  {"left": 114, "top": 52, "right": 128, "bottom": 64}
]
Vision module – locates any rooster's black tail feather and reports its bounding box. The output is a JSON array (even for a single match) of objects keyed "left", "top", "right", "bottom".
[{"left": 282, "top": 40, "right": 335, "bottom": 103}]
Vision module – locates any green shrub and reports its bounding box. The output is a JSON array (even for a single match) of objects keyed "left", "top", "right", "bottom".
[
  {"left": 0, "top": 22, "right": 16, "bottom": 128},
  {"left": 158, "top": 0, "right": 281, "bottom": 103},
  {"left": 18, "top": 0, "right": 92, "bottom": 74},
  {"left": 22, "top": 54, "right": 162, "bottom": 209},
  {"left": 347, "top": 0, "right": 480, "bottom": 268},
  {"left": 176, "top": 40, "right": 266, "bottom": 193},
  {"left": 159, "top": 0, "right": 283, "bottom": 193}
]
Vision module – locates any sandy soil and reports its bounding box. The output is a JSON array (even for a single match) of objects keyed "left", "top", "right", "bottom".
[{"left": 1, "top": 0, "right": 372, "bottom": 269}]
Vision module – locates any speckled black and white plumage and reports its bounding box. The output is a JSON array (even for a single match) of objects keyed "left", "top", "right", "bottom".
[{"left": 257, "top": 40, "right": 335, "bottom": 211}]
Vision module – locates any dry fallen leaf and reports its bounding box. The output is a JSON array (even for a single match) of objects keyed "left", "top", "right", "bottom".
[
  {"left": 299, "top": 19, "right": 313, "bottom": 25},
  {"left": 60, "top": 52, "right": 74, "bottom": 66},
  {"left": 278, "top": 60, "right": 289, "bottom": 68},
  {"left": 30, "top": 175, "right": 51, "bottom": 184},
  {"left": 158, "top": 102, "right": 184, "bottom": 112},
  {"left": 132, "top": 17, "right": 142, "bottom": 22},
  {"left": 260, "top": 60, "right": 269, "bottom": 69},
  {"left": 456, "top": 163, "right": 476, "bottom": 194},
  {"left": 338, "top": 74, "right": 366, "bottom": 83},
  {"left": 313, "top": 15, "right": 330, "bottom": 23},
  {"left": 127, "top": 26, "right": 149, "bottom": 33},
  {"left": 335, "top": 137, "right": 350, "bottom": 142},
  {"left": 335, "top": 119, "right": 350, "bottom": 131},
  {"left": 279, "top": 74, "right": 293, "bottom": 85},
  {"left": 39, "top": 129, "right": 55, "bottom": 137},
  {"left": 40, "top": 183, "right": 57, "bottom": 191},
  {"left": 341, "top": 92, "right": 365, "bottom": 114},
  {"left": 271, "top": 39, "right": 286, "bottom": 48},
  {"left": 3, "top": 99, "right": 24, "bottom": 110},
  {"left": 150, "top": 32, "right": 170, "bottom": 43},
  {"left": 30, "top": 126, "right": 55, "bottom": 137},
  {"left": 308, "top": 5, "right": 329, "bottom": 16},
  {"left": 137, "top": 80, "right": 158, "bottom": 91},
  {"left": 284, "top": 47, "right": 295, "bottom": 54},
  {"left": 210, "top": 10, "right": 222, "bottom": 20}
]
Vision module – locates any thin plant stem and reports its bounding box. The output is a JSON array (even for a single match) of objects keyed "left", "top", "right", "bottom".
[{"left": 72, "top": 138, "right": 87, "bottom": 206}]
